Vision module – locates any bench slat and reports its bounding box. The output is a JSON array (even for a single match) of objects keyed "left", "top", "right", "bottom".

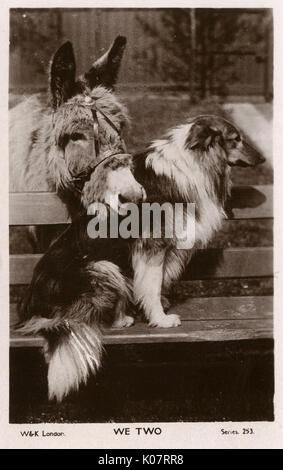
[
  {"left": 183, "top": 246, "right": 273, "bottom": 280},
  {"left": 10, "top": 322, "right": 273, "bottom": 347},
  {"left": 10, "top": 192, "right": 69, "bottom": 225},
  {"left": 9, "top": 247, "right": 273, "bottom": 285},
  {"left": 229, "top": 185, "right": 273, "bottom": 219},
  {"left": 10, "top": 296, "right": 272, "bottom": 326},
  {"left": 9, "top": 185, "right": 273, "bottom": 225},
  {"left": 10, "top": 295, "right": 273, "bottom": 347}
]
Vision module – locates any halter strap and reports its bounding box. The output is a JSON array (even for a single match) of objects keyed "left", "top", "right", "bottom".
[
  {"left": 52, "top": 97, "right": 123, "bottom": 149},
  {"left": 52, "top": 95, "right": 127, "bottom": 193},
  {"left": 69, "top": 151, "right": 131, "bottom": 195},
  {"left": 68, "top": 98, "right": 128, "bottom": 193},
  {"left": 91, "top": 105, "right": 121, "bottom": 135},
  {"left": 90, "top": 151, "right": 131, "bottom": 172},
  {"left": 87, "top": 100, "right": 126, "bottom": 172}
]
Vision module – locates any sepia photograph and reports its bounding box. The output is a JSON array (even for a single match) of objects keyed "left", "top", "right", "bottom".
[{"left": 8, "top": 5, "right": 274, "bottom": 428}]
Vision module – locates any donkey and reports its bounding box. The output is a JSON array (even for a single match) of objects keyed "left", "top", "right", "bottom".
[{"left": 10, "top": 36, "right": 129, "bottom": 247}]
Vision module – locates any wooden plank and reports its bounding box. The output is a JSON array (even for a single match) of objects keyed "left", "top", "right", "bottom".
[
  {"left": 10, "top": 324, "right": 273, "bottom": 347},
  {"left": 9, "top": 247, "right": 273, "bottom": 285},
  {"left": 100, "top": 319, "right": 273, "bottom": 344},
  {"left": 9, "top": 192, "right": 70, "bottom": 225},
  {"left": 10, "top": 295, "right": 273, "bottom": 347},
  {"left": 10, "top": 254, "right": 41, "bottom": 285},
  {"left": 183, "top": 247, "right": 273, "bottom": 280},
  {"left": 10, "top": 296, "right": 272, "bottom": 327},
  {"left": 229, "top": 185, "right": 273, "bottom": 219},
  {"left": 167, "top": 296, "right": 273, "bottom": 320},
  {"left": 11, "top": 336, "right": 44, "bottom": 348},
  {"left": 9, "top": 185, "right": 272, "bottom": 226}
]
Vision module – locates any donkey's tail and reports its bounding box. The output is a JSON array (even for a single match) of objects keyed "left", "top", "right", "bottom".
[{"left": 17, "top": 315, "right": 103, "bottom": 402}]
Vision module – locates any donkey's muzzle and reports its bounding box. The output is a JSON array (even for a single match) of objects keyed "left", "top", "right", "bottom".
[{"left": 119, "top": 185, "right": 146, "bottom": 205}]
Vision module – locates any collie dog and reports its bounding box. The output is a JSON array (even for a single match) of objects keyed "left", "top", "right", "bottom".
[
  {"left": 130, "top": 115, "right": 265, "bottom": 328},
  {"left": 18, "top": 153, "right": 146, "bottom": 402}
]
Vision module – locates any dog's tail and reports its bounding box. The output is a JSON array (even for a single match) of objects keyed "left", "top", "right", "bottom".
[
  {"left": 17, "top": 260, "right": 131, "bottom": 401},
  {"left": 17, "top": 314, "right": 103, "bottom": 402}
]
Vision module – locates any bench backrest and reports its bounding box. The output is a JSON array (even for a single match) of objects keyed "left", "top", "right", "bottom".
[{"left": 9, "top": 185, "right": 273, "bottom": 285}]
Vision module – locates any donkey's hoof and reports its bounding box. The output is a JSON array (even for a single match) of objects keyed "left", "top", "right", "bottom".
[
  {"left": 112, "top": 315, "right": 135, "bottom": 329},
  {"left": 149, "top": 313, "right": 181, "bottom": 328}
]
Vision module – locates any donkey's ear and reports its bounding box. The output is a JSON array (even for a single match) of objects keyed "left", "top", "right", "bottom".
[
  {"left": 185, "top": 123, "right": 222, "bottom": 151},
  {"left": 84, "top": 35, "right": 126, "bottom": 89},
  {"left": 50, "top": 41, "right": 76, "bottom": 109}
]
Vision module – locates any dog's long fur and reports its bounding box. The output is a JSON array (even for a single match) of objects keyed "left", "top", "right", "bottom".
[
  {"left": 18, "top": 153, "right": 144, "bottom": 402},
  {"left": 130, "top": 115, "right": 265, "bottom": 327}
]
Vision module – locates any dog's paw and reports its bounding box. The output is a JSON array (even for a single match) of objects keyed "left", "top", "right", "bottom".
[
  {"left": 149, "top": 313, "right": 181, "bottom": 328},
  {"left": 112, "top": 315, "right": 135, "bottom": 329}
]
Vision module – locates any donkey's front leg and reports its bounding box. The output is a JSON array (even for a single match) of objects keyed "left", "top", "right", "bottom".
[{"left": 132, "top": 250, "right": 181, "bottom": 328}]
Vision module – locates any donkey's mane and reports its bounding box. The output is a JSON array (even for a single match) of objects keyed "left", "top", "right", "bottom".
[
  {"left": 52, "top": 86, "right": 129, "bottom": 143},
  {"left": 88, "top": 86, "right": 129, "bottom": 129}
]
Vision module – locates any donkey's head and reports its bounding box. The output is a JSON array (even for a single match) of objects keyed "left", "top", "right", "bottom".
[
  {"left": 50, "top": 36, "right": 127, "bottom": 109},
  {"left": 82, "top": 154, "right": 146, "bottom": 216},
  {"left": 48, "top": 38, "right": 129, "bottom": 194}
]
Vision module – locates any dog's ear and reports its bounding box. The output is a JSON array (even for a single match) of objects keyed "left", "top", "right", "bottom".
[
  {"left": 84, "top": 36, "right": 126, "bottom": 89},
  {"left": 50, "top": 41, "right": 76, "bottom": 110},
  {"left": 186, "top": 123, "right": 222, "bottom": 151}
]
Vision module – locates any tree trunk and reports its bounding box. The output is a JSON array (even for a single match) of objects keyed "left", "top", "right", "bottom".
[{"left": 190, "top": 9, "right": 197, "bottom": 103}]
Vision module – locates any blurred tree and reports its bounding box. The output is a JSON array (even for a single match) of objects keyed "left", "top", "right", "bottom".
[
  {"left": 137, "top": 8, "right": 272, "bottom": 98},
  {"left": 10, "top": 9, "right": 60, "bottom": 75}
]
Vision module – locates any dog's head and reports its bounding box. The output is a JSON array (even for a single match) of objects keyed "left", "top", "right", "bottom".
[{"left": 185, "top": 115, "right": 265, "bottom": 167}]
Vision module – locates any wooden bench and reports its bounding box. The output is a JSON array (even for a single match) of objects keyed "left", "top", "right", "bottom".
[{"left": 10, "top": 185, "right": 273, "bottom": 347}]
